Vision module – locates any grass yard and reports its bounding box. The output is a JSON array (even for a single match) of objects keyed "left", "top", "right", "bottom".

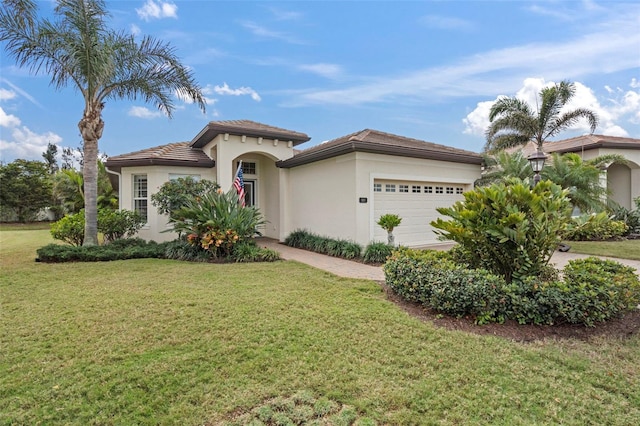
[
  {"left": 566, "top": 239, "right": 640, "bottom": 260},
  {"left": 1, "top": 230, "right": 640, "bottom": 425}
]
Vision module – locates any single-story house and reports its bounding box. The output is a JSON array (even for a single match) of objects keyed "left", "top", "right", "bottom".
[
  {"left": 516, "top": 135, "right": 640, "bottom": 210},
  {"left": 105, "top": 122, "right": 640, "bottom": 247},
  {"left": 105, "top": 120, "right": 483, "bottom": 247}
]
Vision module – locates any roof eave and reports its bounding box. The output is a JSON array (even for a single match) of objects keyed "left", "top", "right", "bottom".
[
  {"left": 191, "top": 123, "right": 310, "bottom": 148},
  {"left": 277, "top": 141, "right": 482, "bottom": 168},
  {"left": 104, "top": 158, "right": 216, "bottom": 169}
]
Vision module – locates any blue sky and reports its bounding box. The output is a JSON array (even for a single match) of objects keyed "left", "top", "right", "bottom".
[{"left": 1, "top": 0, "right": 639, "bottom": 163}]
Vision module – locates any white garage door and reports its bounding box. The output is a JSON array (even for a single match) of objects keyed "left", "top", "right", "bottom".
[{"left": 373, "top": 180, "right": 467, "bottom": 247}]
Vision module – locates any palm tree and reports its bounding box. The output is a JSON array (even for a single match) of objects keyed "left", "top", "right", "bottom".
[
  {"left": 475, "top": 151, "right": 532, "bottom": 187},
  {"left": 485, "top": 81, "right": 598, "bottom": 152},
  {"left": 541, "top": 153, "right": 627, "bottom": 214},
  {"left": 0, "top": 0, "right": 206, "bottom": 245}
]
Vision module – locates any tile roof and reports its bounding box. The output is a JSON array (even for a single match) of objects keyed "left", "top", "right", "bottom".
[
  {"left": 516, "top": 134, "right": 640, "bottom": 156},
  {"left": 190, "top": 119, "right": 310, "bottom": 148},
  {"left": 105, "top": 142, "right": 215, "bottom": 169},
  {"left": 277, "top": 129, "right": 483, "bottom": 168}
]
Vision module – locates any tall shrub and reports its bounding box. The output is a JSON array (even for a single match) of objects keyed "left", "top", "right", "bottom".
[
  {"left": 432, "top": 179, "right": 571, "bottom": 282},
  {"left": 169, "top": 189, "right": 265, "bottom": 258}
]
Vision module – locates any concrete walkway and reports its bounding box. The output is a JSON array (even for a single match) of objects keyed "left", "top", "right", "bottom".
[{"left": 258, "top": 239, "right": 640, "bottom": 281}]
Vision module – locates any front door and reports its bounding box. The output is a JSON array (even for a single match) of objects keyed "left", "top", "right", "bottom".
[{"left": 244, "top": 179, "right": 256, "bottom": 207}]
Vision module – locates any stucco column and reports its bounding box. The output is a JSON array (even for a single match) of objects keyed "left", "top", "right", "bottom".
[
  {"left": 278, "top": 168, "right": 290, "bottom": 242},
  {"left": 216, "top": 139, "right": 234, "bottom": 190}
]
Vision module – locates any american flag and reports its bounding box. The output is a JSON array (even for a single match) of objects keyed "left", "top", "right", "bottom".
[{"left": 233, "top": 162, "right": 246, "bottom": 207}]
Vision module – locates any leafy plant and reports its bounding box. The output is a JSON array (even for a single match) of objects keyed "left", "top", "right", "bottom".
[
  {"left": 50, "top": 211, "right": 85, "bottom": 246},
  {"left": 608, "top": 203, "right": 640, "bottom": 235},
  {"left": 169, "top": 189, "right": 265, "bottom": 258},
  {"left": 564, "top": 213, "right": 628, "bottom": 241},
  {"left": 363, "top": 242, "right": 393, "bottom": 264},
  {"left": 377, "top": 214, "right": 402, "bottom": 245},
  {"left": 559, "top": 257, "right": 640, "bottom": 326},
  {"left": 432, "top": 179, "right": 572, "bottom": 282},
  {"left": 151, "top": 177, "right": 219, "bottom": 217},
  {"left": 98, "top": 209, "right": 145, "bottom": 243},
  {"left": 283, "top": 229, "right": 362, "bottom": 261}
]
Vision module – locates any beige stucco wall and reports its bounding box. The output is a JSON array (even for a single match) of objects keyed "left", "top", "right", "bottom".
[
  {"left": 284, "top": 154, "right": 358, "bottom": 242},
  {"left": 119, "top": 165, "right": 216, "bottom": 242},
  {"left": 578, "top": 148, "right": 640, "bottom": 209},
  {"left": 283, "top": 152, "right": 481, "bottom": 247}
]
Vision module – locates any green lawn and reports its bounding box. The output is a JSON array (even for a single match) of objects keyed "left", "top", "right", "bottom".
[
  {"left": 566, "top": 239, "right": 640, "bottom": 260},
  {"left": 2, "top": 230, "right": 640, "bottom": 425}
]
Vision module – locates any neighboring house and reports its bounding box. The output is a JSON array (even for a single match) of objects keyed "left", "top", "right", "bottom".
[
  {"left": 105, "top": 120, "right": 482, "bottom": 247},
  {"left": 516, "top": 135, "right": 640, "bottom": 210}
]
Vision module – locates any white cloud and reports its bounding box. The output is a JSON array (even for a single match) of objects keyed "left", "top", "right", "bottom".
[
  {"left": 298, "top": 63, "right": 343, "bottom": 80},
  {"left": 420, "top": 15, "right": 473, "bottom": 31},
  {"left": 0, "top": 88, "right": 16, "bottom": 101},
  {"left": 136, "top": 0, "right": 178, "bottom": 21},
  {"left": 240, "top": 21, "right": 305, "bottom": 45},
  {"left": 128, "top": 106, "right": 163, "bottom": 119},
  {"left": 0, "top": 106, "right": 21, "bottom": 127},
  {"left": 462, "top": 78, "right": 640, "bottom": 138},
  {"left": 0, "top": 123, "right": 63, "bottom": 162},
  {"left": 291, "top": 10, "right": 640, "bottom": 107},
  {"left": 130, "top": 24, "right": 141, "bottom": 36},
  {"left": 268, "top": 7, "right": 303, "bottom": 21},
  {"left": 212, "top": 83, "right": 261, "bottom": 102}
]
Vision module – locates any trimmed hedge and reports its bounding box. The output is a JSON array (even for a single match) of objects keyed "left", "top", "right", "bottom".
[
  {"left": 384, "top": 249, "right": 640, "bottom": 326},
  {"left": 284, "top": 229, "right": 362, "bottom": 261},
  {"left": 37, "top": 238, "right": 168, "bottom": 262}
]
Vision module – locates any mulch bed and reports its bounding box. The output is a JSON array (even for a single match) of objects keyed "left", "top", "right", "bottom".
[{"left": 380, "top": 283, "right": 640, "bottom": 342}]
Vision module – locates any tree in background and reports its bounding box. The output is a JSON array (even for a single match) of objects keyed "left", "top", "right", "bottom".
[
  {"left": 0, "top": 0, "right": 205, "bottom": 245},
  {"left": 485, "top": 81, "right": 598, "bottom": 152},
  {"left": 42, "top": 142, "right": 59, "bottom": 174},
  {"left": 0, "top": 159, "right": 52, "bottom": 222},
  {"left": 540, "top": 153, "right": 625, "bottom": 214}
]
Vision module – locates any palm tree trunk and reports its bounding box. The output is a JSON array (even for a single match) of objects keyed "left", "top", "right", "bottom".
[{"left": 79, "top": 103, "right": 104, "bottom": 246}]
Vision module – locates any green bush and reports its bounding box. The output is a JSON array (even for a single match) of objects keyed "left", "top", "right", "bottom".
[
  {"left": 164, "top": 239, "right": 211, "bottom": 262},
  {"left": 50, "top": 211, "right": 85, "bottom": 246},
  {"left": 169, "top": 189, "right": 265, "bottom": 259},
  {"left": 98, "top": 209, "right": 146, "bottom": 243},
  {"left": 36, "top": 238, "right": 167, "bottom": 262},
  {"left": 363, "top": 242, "right": 393, "bottom": 264},
  {"left": 428, "top": 267, "right": 507, "bottom": 324},
  {"left": 231, "top": 240, "right": 280, "bottom": 263},
  {"left": 432, "top": 179, "right": 571, "bottom": 282},
  {"left": 151, "top": 177, "right": 219, "bottom": 217},
  {"left": 385, "top": 249, "right": 640, "bottom": 326},
  {"left": 564, "top": 212, "right": 628, "bottom": 241},
  {"left": 384, "top": 249, "right": 457, "bottom": 304},
  {"left": 283, "top": 229, "right": 362, "bottom": 261},
  {"left": 609, "top": 204, "right": 640, "bottom": 235},
  {"left": 503, "top": 277, "right": 564, "bottom": 325},
  {"left": 558, "top": 257, "right": 640, "bottom": 326}
]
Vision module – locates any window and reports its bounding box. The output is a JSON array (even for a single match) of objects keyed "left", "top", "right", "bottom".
[
  {"left": 424, "top": 186, "right": 433, "bottom": 194},
  {"left": 385, "top": 184, "right": 396, "bottom": 192},
  {"left": 399, "top": 184, "right": 409, "bottom": 193},
  {"left": 412, "top": 185, "right": 421, "bottom": 193},
  {"left": 456, "top": 187, "right": 464, "bottom": 194},
  {"left": 238, "top": 161, "right": 256, "bottom": 175},
  {"left": 133, "top": 175, "right": 148, "bottom": 222},
  {"left": 446, "top": 187, "right": 454, "bottom": 194},
  {"left": 373, "top": 183, "right": 382, "bottom": 192},
  {"left": 435, "top": 186, "right": 444, "bottom": 194}
]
